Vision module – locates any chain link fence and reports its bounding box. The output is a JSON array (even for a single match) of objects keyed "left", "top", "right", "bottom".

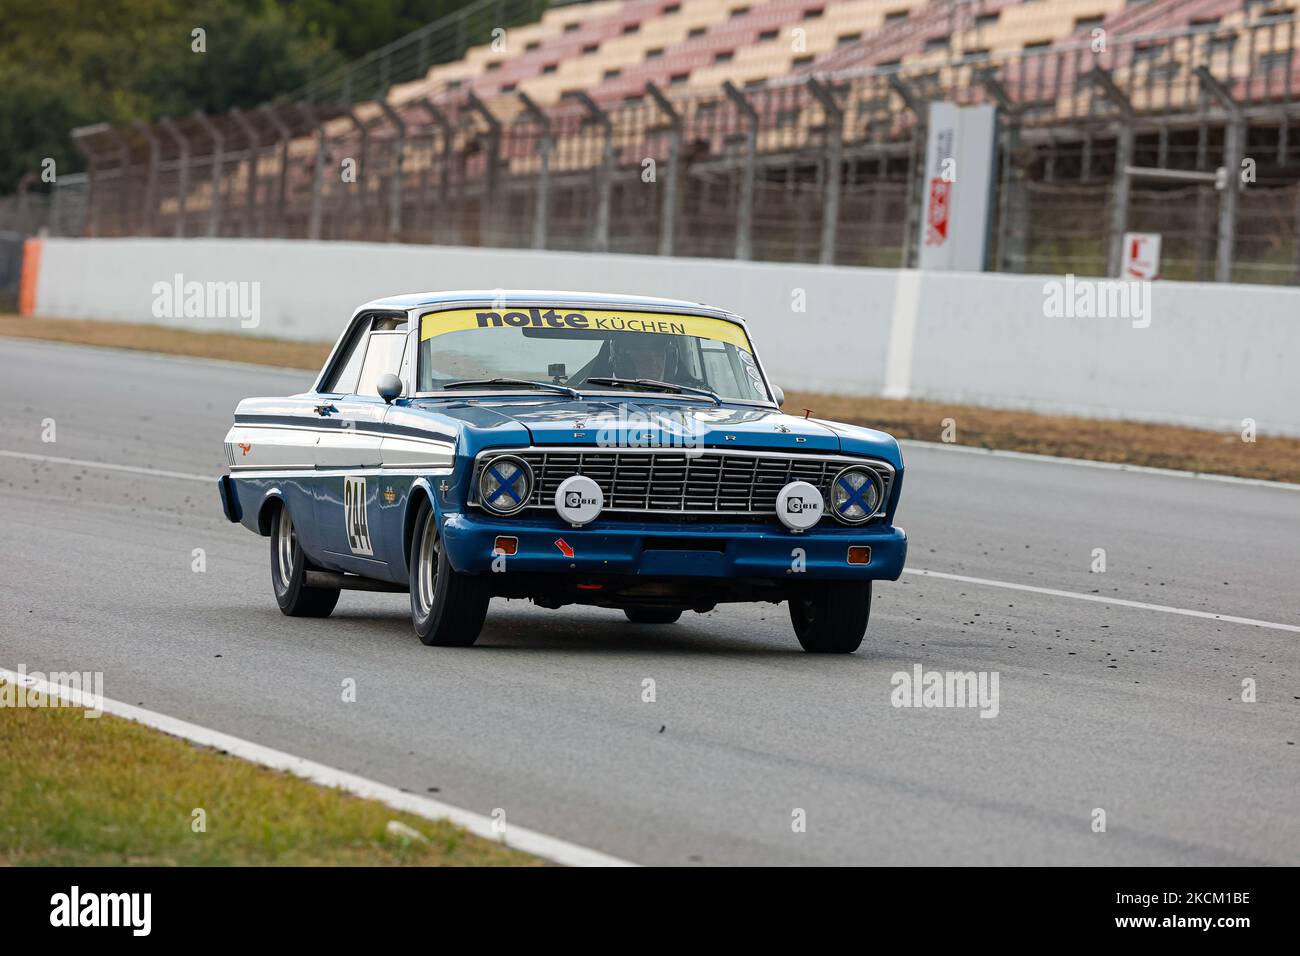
[{"left": 21, "top": 14, "right": 1300, "bottom": 284}]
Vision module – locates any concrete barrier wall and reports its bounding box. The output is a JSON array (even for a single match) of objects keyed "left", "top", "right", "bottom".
[{"left": 29, "top": 237, "right": 1300, "bottom": 436}]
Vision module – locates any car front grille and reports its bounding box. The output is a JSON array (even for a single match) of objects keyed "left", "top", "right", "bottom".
[{"left": 473, "top": 447, "right": 893, "bottom": 521}]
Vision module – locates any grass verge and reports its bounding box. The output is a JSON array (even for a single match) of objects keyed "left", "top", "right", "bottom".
[
  {"left": 3, "top": 315, "right": 1297, "bottom": 485},
  {"left": 0, "top": 683, "right": 538, "bottom": 866},
  {"left": 0, "top": 316, "right": 332, "bottom": 370}
]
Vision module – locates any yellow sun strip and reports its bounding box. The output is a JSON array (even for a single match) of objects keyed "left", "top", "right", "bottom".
[{"left": 419, "top": 308, "right": 753, "bottom": 352}]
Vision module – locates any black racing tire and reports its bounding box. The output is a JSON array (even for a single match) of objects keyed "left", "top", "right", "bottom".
[
  {"left": 270, "top": 503, "right": 340, "bottom": 618},
  {"left": 409, "top": 497, "right": 489, "bottom": 647},
  {"left": 623, "top": 608, "right": 683, "bottom": 624},
  {"left": 788, "top": 581, "right": 871, "bottom": 653}
]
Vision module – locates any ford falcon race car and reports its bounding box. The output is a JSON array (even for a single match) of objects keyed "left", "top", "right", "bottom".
[{"left": 219, "top": 291, "right": 907, "bottom": 653}]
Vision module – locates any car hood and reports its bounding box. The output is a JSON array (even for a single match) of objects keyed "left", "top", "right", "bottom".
[{"left": 408, "top": 396, "right": 898, "bottom": 460}]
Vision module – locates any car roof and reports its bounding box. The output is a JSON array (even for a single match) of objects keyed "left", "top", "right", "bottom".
[{"left": 355, "top": 290, "right": 746, "bottom": 325}]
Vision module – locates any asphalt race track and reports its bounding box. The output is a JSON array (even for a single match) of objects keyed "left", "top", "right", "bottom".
[{"left": 2, "top": 338, "right": 1297, "bottom": 866}]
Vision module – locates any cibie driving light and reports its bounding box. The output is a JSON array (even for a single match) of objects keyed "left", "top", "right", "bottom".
[
  {"left": 830, "top": 466, "right": 883, "bottom": 524},
  {"left": 478, "top": 456, "right": 533, "bottom": 515},
  {"left": 776, "top": 481, "right": 824, "bottom": 531},
  {"left": 554, "top": 474, "right": 604, "bottom": 527}
]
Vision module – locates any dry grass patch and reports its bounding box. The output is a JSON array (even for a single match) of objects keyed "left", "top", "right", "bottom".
[
  {"left": 0, "top": 683, "right": 539, "bottom": 866},
  {"left": 787, "top": 391, "right": 1300, "bottom": 484},
  {"left": 0, "top": 316, "right": 330, "bottom": 370}
]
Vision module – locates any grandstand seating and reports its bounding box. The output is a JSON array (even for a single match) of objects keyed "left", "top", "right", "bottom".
[
  {"left": 70, "top": 0, "right": 1300, "bottom": 257},
  {"left": 351, "top": 0, "right": 1300, "bottom": 190},
  {"left": 383, "top": 0, "right": 1299, "bottom": 116}
]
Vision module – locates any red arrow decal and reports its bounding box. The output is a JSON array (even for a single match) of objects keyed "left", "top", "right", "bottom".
[{"left": 554, "top": 538, "right": 574, "bottom": 558}]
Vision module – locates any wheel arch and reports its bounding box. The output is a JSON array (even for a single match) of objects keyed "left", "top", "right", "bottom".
[
  {"left": 256, "top": 488, "right": 287, "bottom": 536},
  {"left": 401, "top": 479, "right": 442, "bottom": 577}
]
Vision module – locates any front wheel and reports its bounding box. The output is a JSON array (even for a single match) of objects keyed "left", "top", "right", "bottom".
[
  {"left": 270, "top": 504, "right": 340, "bottom": 618},
  {"left": 409, "top": 498, "right": 489, "bottom": 646},
  {"left": 788, "top": 581, "right": 871, "bottom": 653},
  {"left": 624, "top": 608, "right": 682, "bottom": 624}
]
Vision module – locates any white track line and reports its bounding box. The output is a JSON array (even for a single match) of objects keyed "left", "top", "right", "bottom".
[
  {"left": 0, "top": 450, "right": 212, "bottom": 483},
  {"left": 903, "top": 568, "right": 1300, "bottom": 634},
  {"left": 900, "top": 439, "right": 1300, "bottom": 491},
  {"left": 0, "top": 667, "right": 635, "bottom": 867},
  {"left": 9, "top": 448, "right": 1294, "bottom": 632}
]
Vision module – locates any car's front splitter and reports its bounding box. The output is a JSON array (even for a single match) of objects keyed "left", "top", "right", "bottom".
[{"left": 440, "top": 513, "right": 907, "bottom": 581}]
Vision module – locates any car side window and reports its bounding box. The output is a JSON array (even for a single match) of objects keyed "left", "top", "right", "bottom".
[
  {"left": 321, "top": 318, "right": 372, "bottom": 394},
  {"left": 355, "top": 331, "right": 407, "bottom": 399}
]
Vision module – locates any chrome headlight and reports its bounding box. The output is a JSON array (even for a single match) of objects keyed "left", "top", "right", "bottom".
[
  {"left": 478, "top": 455, "right": 533, "bottom": 515},
  {"left": 829, "top": 466, "right": 883, "bottom": 524}
]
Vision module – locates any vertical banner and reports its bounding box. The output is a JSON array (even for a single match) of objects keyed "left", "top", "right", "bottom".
[
  {"left": 19, "top": 237, "right": 43, "bottom": 315},
  {"left": 918, "top": 103, "right": 997, "bottom": 272}
]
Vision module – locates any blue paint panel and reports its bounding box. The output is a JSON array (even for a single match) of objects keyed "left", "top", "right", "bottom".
[
  {"left": 229, "top": 474, "right": 328, "bottom": 560},
  {"left": 311, "top": 471, "right": 351, "bottom": 558},
  {"left": 372, "top": 475, "right": 419, "bottom": 579},
  {"left": 439, "top": 512, "right": 908, "bottom": 581},
  {"left": 640, "top": 550, "right": 729, "bottom": 576}
]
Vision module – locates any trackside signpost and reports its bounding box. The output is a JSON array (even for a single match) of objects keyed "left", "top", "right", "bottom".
[
  {"left": 1121, "top": 232, "right": 1162, "bottom": 280},
  {"left": 918, "top": 102, "right": 998, "bottom": 271}
]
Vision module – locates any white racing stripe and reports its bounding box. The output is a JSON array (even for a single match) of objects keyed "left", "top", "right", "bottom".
[
  {"left": 0, "top": 450, "right": 212, "bottom": 483},
  {"left": 903, "top": 568, "right": 1300, "bottom": 634},
  {"left": 10, "top": 442, "right": 1298, "bottom": 494},
  {"left": 0, "top": 667, "right": 636, "bottom": 867}
]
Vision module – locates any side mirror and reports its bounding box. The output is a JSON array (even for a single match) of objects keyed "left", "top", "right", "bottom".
[
  {"left": 377, "top": 373, "right": 403, "bottom": 405},
  {"left": 770, "top": 384, "right": 785, "bottom": 407}
]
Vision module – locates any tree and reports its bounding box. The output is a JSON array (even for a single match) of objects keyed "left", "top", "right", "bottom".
[
  {"left": 0, "top": 0, "right": 333, "bottom": 191},
  {"left": 0, "top": 0, "right": 490, "bottom": 193}
]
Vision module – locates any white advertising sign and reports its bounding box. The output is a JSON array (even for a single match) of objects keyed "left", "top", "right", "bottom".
[
  {"left": 1121, "top": 232, "right": 1162, "bottom": 280},
  {"left": 918, "top": 102, "right": 998, "bottom": 272}
]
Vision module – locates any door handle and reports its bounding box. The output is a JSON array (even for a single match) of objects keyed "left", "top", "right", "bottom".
[{"left": 313, "top": 404, "right": 339, "bottom": 416}]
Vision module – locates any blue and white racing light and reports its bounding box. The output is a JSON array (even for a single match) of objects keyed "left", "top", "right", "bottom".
[
  {"left": 830, "top": 467, "right": 882, "bottom": 525},
  {"left": 479, "top": 456, "right": 533, "bottom": 516}
]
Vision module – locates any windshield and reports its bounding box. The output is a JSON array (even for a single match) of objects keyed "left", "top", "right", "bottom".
[{"left": 417, "top": 307, "right": 771, "bottom": 403}]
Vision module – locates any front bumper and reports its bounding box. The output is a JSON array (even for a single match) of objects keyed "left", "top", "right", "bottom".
[{"left": 440, "top": 512, "right": 907, "bottom": 581}]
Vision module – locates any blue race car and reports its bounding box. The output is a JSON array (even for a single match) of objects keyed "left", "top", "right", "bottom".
[{"left": 219, "top": 291, "right": 907, "bottom": 653}]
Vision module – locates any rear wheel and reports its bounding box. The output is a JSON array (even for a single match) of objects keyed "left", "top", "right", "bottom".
[
  {"left": 270, "top": 504, "right": 340, "bottom": 618},
  {"left": 624, "top": 608, "right": 682, "bottom": 624},
  {"left": 788, "top": 581, "right": 871, "bottom": 653},
  {"left": 409, "top": 498, "right": 489, "bottom": 646}
]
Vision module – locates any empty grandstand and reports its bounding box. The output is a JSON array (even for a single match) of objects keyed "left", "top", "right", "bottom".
[{"left": 19, "top": 0, "right": 1300, "bottom": 283}]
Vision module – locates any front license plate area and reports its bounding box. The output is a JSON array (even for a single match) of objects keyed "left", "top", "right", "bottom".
[{"left": 640, "top": 550, "right": 727, "bottom": 576}]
